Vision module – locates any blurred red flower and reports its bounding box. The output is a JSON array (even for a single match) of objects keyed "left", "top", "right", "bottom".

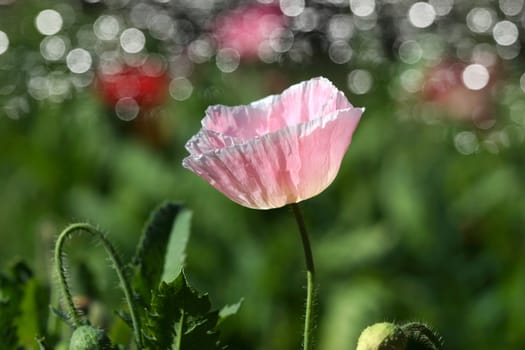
[
  {"left": 96, "top": 63, "right": 169, "bottom": 109},
  {"left": 213, "top": 3, "right": 287, "bottom": 60}
]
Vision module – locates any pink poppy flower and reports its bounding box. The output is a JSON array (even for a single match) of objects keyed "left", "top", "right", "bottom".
[
  {"left": 213, "top": 3, "right": 287, "bottom": 60},
  {"left": 182, "top": 77, "right": 364, "bottom": 209}
]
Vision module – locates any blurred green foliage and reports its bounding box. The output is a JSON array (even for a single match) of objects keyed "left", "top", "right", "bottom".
[
  {"left": 2, "top": 1, "right": 525, "bottom": 349},
  {"left": 2, "top": 63, "right": 525, "bottom": 349}
]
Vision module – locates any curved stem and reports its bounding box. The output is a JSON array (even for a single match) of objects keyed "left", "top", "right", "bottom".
[
  {"left": 291, "top": 203, "right": 315, "bottom": 350},
  {"left": 54, "top": 223, "right": 143, "bottom": 349},
  {"left": 54, "top": 225, "right": 83, "bottom": 328}
]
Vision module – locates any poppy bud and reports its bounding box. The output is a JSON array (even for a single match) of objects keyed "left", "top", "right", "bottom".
[
  {"left": 69, "top": 325, "right": 114, "bottom": 350},
  {"left": 356, "top": 322, "right": 407, "bottom": 350}
]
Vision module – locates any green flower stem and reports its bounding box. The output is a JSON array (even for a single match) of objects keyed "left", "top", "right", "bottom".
[
  {"left": 291, "top": 203, "right": 315, "bottom": 350},
  {"left": 54, "top": 223, "right": 143, "bottom": 349}
]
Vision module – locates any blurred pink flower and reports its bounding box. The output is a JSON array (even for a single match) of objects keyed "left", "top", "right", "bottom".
[
  {"left": 213, "top": 3, "right": 287, "bottom": 60},
  {"left": 422, "top": 59, "right": 497, "bottom": 123},
  {"left": 182, "top": 77, "right": 364, "bottom": 209}
]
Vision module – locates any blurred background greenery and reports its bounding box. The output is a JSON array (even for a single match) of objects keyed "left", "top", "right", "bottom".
[{"left": 2, "top": 0, "right": 525, "bottom": 349}]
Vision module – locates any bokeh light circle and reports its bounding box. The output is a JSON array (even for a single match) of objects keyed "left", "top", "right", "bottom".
[
  {"left": 455, "top": 131, "right": 479, "bottom": 155},
  {"left": 408, "top": 2, "right": 436, "bottom": 28},
  {"left": 398, "top": 40, "right": 422, "bottom": 64},
  {"left": 270, "top": 29, "right": 294, "bottom": 53},
  {"left": 492, "top": 20, "right": 519, "bottom": 46},
  {"left": 347, "top": 69, "right": 373, "bottom": 95},
  {"left": 0, "top": 31, "right": 9, "bottom": 55},
  {"left": 462, "top": 64, "right": 490, "bottom": 90},
  {"left": 279, "top": 0, "right": 305, "bottom": 17},
  {"left": 400, "top": 68, "right": 423, "bottom": 93},
  {"left": 120, "top": 28, "right": 146, "bottom": 53},
  {"left": 216, "top": 48, "right": 240, "bottom": 73},
  {"left": 115, "top": 97, "right": 140, "bottom": 121},
  {"left": 169, "top": 77, "right": 193, "bottom": 101},
  {"left": 35, "top": 9, "right": 63, "bottom": 36},
  {"left": 429, "top": 0, "right": 453, "bottom": 16},
  {"left": 499, "top": 0, "right": 524, "bottom": 16},
  {"left": 293, "top": 8, "right": 318, "bottom": 32},
  {"left": 328, "top": 41, "right": 352, "bottom": 64},
  {"left": 350, "top": 0, "right": 375, "bottom": 17},
  {"left": 328, "top": 15, "right": 354, "bottom": 41},
  {"left": 466, "top": 8, "right": 494, "bottom": 33},
  {"left": 94, "top": 15, "right": 120, "bottom": 41},
  {"left": 66, "top": 48, "right": 92, "bottom": 74},
  {"left": 40, "top": 35, "right": 67, "bottom": 61}
]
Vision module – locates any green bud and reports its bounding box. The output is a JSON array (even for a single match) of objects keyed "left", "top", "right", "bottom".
[
  {"left": 69, "top": 325, "right": 114, "bottom": 350},
  {"left": 356, "top": 322, "right": 407, "bottom": 350}
]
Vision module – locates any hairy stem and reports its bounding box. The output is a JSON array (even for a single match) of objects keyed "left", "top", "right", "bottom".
[
  {"left": 291, "top": 203, "right": 315, "bottom": 350},
  {"left": 54, "top": 223, "right": 143, "bottom": 348}
]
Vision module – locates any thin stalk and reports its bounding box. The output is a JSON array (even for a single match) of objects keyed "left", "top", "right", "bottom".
[
  {"left": 291, "top": 203, "right": 315, "bottom": 350},
  {"left": 54, "top": 223, "right": 143, "bottom": 349}
]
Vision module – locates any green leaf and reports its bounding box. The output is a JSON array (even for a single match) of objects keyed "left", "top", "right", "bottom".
[
  {"left": 131, "top": 202, "right": 184, "bottom": 301},
  {"left": 218, "top": 299, "right": 243, "bottom": 325},
  {"left": 162, "top": 209, "right": 192, "bottom": 284},
  {"left": 0, "top": 261, "right": 33, "bottom": 349},
  {"left": 0, "top": 278, "right": 22, "bottom": 348},
  {"left": 17, "top": 279, "right": 50, "bottom": 348},
  {"left": 142, "top": 272, "right": 224, "bottom": 350},
  {"left": 35, "top": 336, "right": 50, "bottom": 350}
]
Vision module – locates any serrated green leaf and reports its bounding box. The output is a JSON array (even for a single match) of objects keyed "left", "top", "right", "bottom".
[
  {"left": 131, "top": 202, "right": 184, "bottom": 301},
  {"left": 218, "top": 298, "right": 243, "bottom": 325},
  {"left": 162, "top": 209, "right": 192, "bottom": 284},
  {"left": 172, "top": 311, "right": 220, "bottom": 350},
  {"left": 142, "top": 272, "right": 223, "bottom": 350}
]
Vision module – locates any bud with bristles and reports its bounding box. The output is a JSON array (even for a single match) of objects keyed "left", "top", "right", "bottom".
[
  {"left": 356, "top": 322, "right": 407, "bottom": 350},
  {"left": 69, "top": 325, "right": 114, "bottom": 350}
]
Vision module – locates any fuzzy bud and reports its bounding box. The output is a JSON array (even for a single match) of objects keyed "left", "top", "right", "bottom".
[
  {"left": 69, "top": 325, "right": 114, "bottom": 350},
  {"left": 356, "top": 322, "right": 408, "bottom": 350}
]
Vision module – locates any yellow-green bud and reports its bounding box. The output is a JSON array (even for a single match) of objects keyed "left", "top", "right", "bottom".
[{"left": 356, "top": 322, "right": 407, "bottom": 350}]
